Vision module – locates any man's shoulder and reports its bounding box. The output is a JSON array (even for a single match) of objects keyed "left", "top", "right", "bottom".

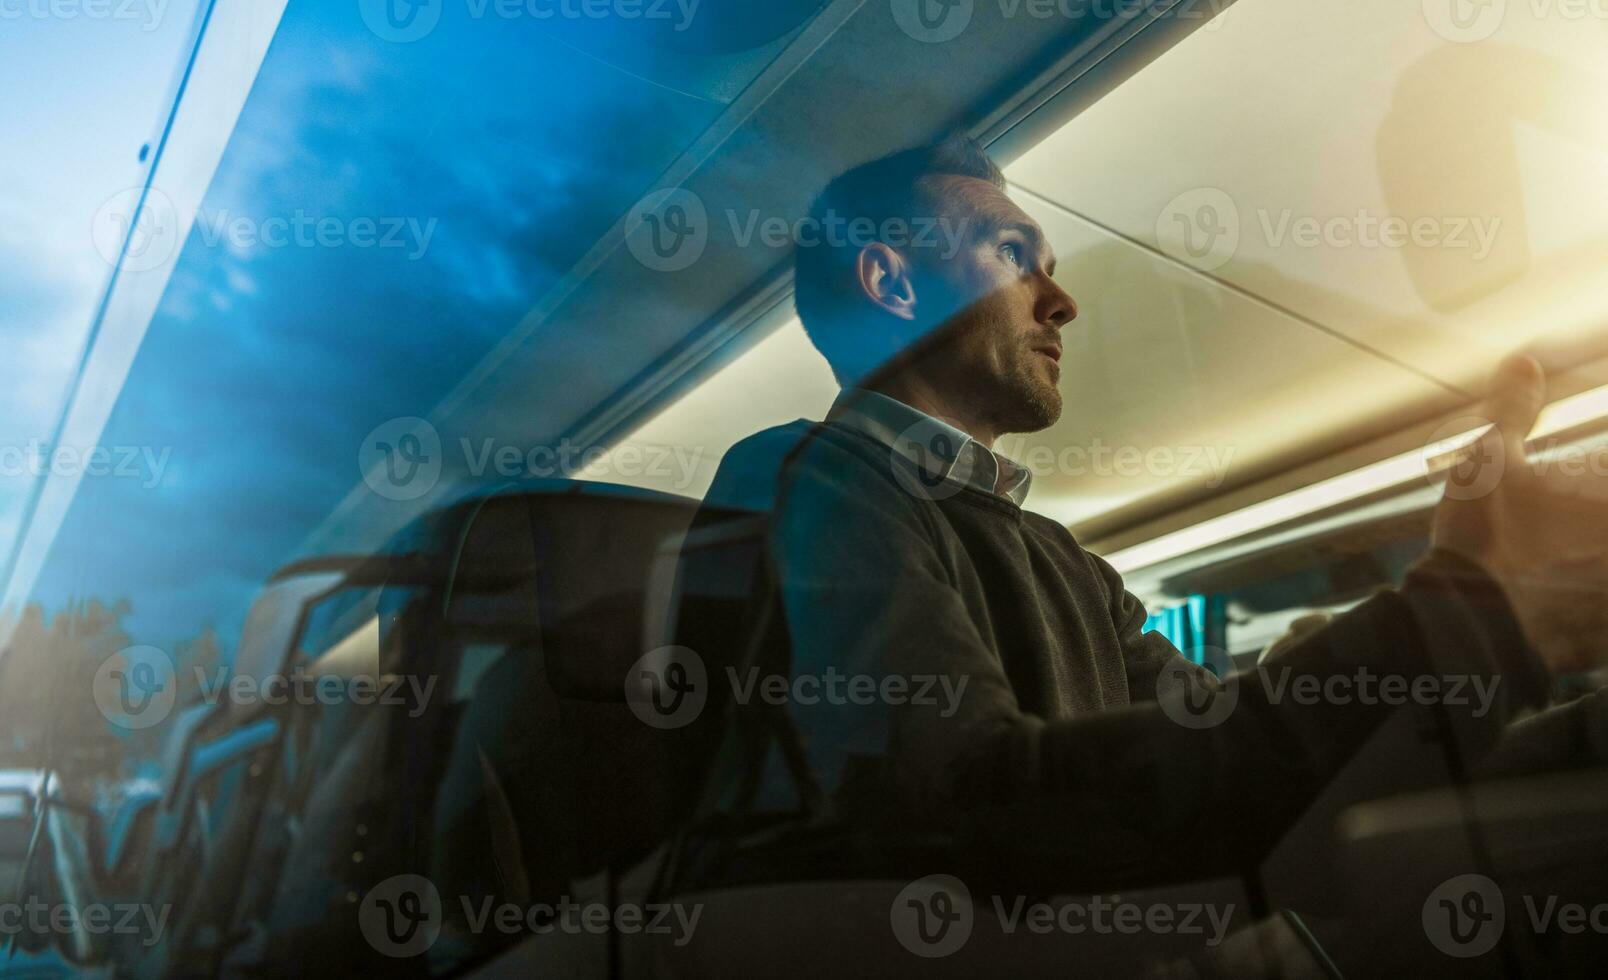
[
  {"left": 702, "top": 418, "right": 899, "bottom": 513},
  {"left": 700, "top": 420, "right": 813, "bottom": 513}
]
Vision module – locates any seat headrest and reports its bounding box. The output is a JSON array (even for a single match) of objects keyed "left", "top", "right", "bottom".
[{"left": 445, "top": 492, "right": 709, "bottom": 701}]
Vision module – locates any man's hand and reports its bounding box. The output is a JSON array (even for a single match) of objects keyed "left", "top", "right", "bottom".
[{"left": 1431, "top": 354, "right": 1608, "bottom": 674}]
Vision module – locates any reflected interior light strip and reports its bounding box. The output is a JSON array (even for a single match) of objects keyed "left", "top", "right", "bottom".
[{"left": 1104, "top": 382, "right": 1608, "bottom": 574}]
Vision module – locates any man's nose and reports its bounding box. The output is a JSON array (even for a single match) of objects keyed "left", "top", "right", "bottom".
[{"left": 1037, "top": 274, "right": 1077, "bottom": 329}]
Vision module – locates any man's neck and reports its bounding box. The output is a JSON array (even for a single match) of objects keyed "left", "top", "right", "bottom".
[{"left": 865, "top": 373, "right": 1000, "bottom": 448}]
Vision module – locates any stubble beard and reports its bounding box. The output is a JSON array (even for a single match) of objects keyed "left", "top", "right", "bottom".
[{"left": 999, "top": 357, "right": 1062, "bottom": 435}]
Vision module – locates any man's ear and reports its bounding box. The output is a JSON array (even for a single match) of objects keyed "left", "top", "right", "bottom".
[{"left": 855, "top": 242, "right": 917, "bottom": 321}]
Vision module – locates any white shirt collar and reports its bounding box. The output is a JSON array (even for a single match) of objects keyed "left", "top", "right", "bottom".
[{"left": 826, "top": 388, "right": 1032, "bottom": 505}]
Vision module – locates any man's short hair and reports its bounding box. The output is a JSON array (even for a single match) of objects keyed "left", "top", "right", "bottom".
[{"left": 793, "top": 136, "right": 1005, "bottom": 382}]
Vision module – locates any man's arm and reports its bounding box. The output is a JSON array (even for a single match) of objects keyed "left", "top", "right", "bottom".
[
  {"left": 1084, "top": 546, "right": 1551, "bottom": 864},
  {"left": 1477, "top": 688, "right": 1608, "bottom": 779},
  {"left": 771, "top": 433, "right": 1547, "bottom": 880},
  {"left": 1098, "top": 545, "right": 1550, "bottom": 763}
]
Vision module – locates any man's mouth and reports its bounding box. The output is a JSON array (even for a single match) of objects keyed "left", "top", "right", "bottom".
[{"left": 1034, "top": 344, "right": 1062, "bottom": 363}]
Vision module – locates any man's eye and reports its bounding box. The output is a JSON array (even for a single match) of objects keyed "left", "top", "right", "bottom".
[{"left": 1000, "top": 243, "right": 1022, "bottom": 266}]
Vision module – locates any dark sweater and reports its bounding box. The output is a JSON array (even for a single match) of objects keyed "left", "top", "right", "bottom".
[{"left": 706, "top": 417, "right": 1552, "bottom": 874}]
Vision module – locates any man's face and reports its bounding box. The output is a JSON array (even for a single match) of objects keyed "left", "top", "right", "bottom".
[{"left": 909, "top": 175, "right": 1077, "bottom": 436}]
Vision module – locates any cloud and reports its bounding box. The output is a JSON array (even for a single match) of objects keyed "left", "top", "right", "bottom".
[{"left": 27, "top": 0, "right": 728, "bottom": 655}]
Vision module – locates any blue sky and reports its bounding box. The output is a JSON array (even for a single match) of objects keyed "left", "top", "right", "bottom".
[
  {"left": 0, "top": 1, "right": 202, "bottom": 559},
  {"left": 9, "top": 0, "right": 736, "bottom": 654}
]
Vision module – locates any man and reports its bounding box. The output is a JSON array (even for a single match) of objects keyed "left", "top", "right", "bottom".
[{"left": 698, "top": 137, "right": 1607, "bottom": 875}]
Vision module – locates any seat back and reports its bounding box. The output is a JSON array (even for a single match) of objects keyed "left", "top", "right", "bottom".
[
  {"left": 453, "top": 491, "right": 708, "bottom": 879},
  {"left": 225, "top": 484, "right": 766, "bottom": 974},
  {"left": 646, "top": 512, "right": 780, "bottom": 823}
]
